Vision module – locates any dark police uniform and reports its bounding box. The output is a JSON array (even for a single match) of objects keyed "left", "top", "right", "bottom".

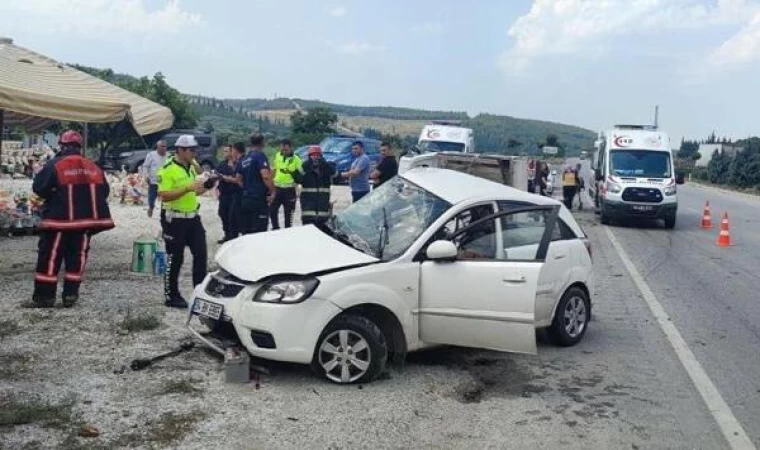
[
  {"left": 215, "top": 160, "right": 241, "bottom": 240},
  {"left": 236, "top": 150, "right": 271, "bottom": 234},
  {"left": 157, "top": 156, "right": 214, "bottom": 307}
]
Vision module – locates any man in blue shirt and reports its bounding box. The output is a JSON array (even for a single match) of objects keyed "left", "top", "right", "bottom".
[
  {"left": 215, "top": 144, "right": 243, "bottom": 243},
  {"left": 341, "top": 141, "right": 371, "bottom": 202},
  {"left": 235, "top": 134, "right": 276, "bottom": 234}
]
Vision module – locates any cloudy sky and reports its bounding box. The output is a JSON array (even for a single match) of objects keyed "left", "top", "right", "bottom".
[{"left": 2, "top": 0, "right": 760, "bottom": 142}]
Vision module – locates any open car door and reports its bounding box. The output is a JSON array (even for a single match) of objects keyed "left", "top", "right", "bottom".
[{"left": 418, "top": 205, "right": 560, "bottom": 354}]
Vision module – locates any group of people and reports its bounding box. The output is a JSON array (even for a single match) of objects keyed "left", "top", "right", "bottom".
[
  {"left": 47, "top": 132, "right": 398, "bottom": 309},
  {"left": 531, "top": 160, "right": 585, "bottom": 210}
]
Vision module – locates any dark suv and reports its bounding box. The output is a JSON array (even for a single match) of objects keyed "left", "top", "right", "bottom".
[
  {"left": 162, "top": 130, "right": 219, "bottom": 172},
  {"left": 99, "top": 130, "right": 219, "bottom": 173}
]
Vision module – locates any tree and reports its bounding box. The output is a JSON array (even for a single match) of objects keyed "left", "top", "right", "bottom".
[
  {"left": 707, "top": 149, "right": 731, "bottom": 184},
  {"left": 677, "top": 140, "right": 700, "bottom": 159},
  {"left": 290, "top": 107, "right": 337, "bottom": 135}
]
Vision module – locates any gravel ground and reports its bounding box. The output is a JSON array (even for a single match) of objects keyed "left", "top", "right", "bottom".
[{"left": 0, "top": 177, "right": 725, "bottom": 449}]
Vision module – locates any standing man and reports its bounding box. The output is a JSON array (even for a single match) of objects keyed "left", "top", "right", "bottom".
[
  {"left": 299, "top": 146, "right": 335, "bottom": 226},
  {"left": 370, "top": 142, "right": 398, "bottom": 188},
  {"left": 236, "top": 134, "right": 275, "bottom": 234},
  {"left": 341, "top": 141, "right": 371, "bottom": 202},
  {"left": 29, "top": 130, "right": 115, "bottom": 308},
  {"left": 561, "top": 165, "right": 578, "bottom": 209},
  {"left": 575, "top": 162, "right": 584, "bottom": 210},
  {"left": 142, "top": 140, "right": 167, "bottom": 218},
  {"left": 269, "top": 138, "right": 302, "bottom": 229},
  {"left": 215, "top": 145, "right": 242, "bottom": 243},
  {"left": 157, "top": 135, "right": 215, "bottom": 308}
]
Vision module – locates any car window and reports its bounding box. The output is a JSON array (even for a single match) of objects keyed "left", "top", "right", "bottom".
[
  {"left": 552, "top": 219, "right": 577, "bottom": 241},
  {"left": 196, "top": 136, "right": 212, "bottom": 147},
  {"left": 436, "top": 204, "right": 495, "bottom": 241},
  {"left": 500, "top": 210, "right": 552, "bottom": 261},
  {"left": 455, "top": 217, "right": 498, "bottom": 260}
]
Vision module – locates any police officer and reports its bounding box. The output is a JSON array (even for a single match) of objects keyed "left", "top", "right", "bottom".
[
  {"left": 236, "top": 134, "right": 276, "bottom": 234},
  {"left": 269, "top": 138, "right": 302, "bottom": 229},
  {"left": 28, "top": 130, "right": 115, "bottom": 308},
  {"left": 157, "top": 135, "right": 215, "bottom": 308}
]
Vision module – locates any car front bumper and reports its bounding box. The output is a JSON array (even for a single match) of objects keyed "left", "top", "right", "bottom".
[
  {"left": 601, "top": 199, "right": 677, "bottom": 219},
  {"left": 187, "top": 276, "right": 342, "bottom": 364}
]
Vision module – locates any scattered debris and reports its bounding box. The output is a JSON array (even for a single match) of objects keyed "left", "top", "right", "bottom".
[{"left": 78, "top": 424, "right": 101, "bottom": 438}]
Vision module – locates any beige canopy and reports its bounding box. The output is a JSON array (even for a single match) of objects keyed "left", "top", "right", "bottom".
[{"left": 0, "top": 37, "right": 174, "bottom": 136}]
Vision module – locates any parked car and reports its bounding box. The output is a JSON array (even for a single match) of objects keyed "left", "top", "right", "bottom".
[
  {"left": 99, "top": 130, "right": 219, "bottom": 173},
  {"left": 187, "top": 168, "right": 593, "bottom": 384},
  {"left": 162, "top": 130, "right": 219, "bottom": 172},
  {"left": 296, "top": 136, "right": 382, "bottom": 184},
  {"left": 100, "top": 148, "right": 152, "bottom": 173}
]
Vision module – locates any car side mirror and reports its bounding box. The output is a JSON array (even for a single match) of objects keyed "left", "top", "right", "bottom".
[
  {"left": 426, "top": 240, "right": 458, "bottom": 261},
  {"left": 676, "top": 173, "right": 685, "bottom": 185}
]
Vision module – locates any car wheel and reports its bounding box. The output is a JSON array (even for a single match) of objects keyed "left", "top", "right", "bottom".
[
  {"left": 548, "top": 286, "right": 590, "bottom": 347},
  {"left": 311, "top": 314, "right": 388, "bottom": 384},
  {"left": 664, "top": 215, "right": 676, "bottom": 229}
]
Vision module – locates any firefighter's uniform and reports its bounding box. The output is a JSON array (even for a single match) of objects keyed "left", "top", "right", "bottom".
[
  {"left": 31, "top": 131, "right": 114, "bottom": 307},
  {"left": 157, "top": 156, "right": 211, "bottom": 307}
]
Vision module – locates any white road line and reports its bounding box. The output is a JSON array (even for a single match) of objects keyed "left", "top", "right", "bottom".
[{"left": 605, "top": 227, "right": 755, "bottom": 450}]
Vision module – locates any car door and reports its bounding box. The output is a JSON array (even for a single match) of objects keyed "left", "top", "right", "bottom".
[{"left": 418, "top": 205, "right": 559, "bottom": 354}]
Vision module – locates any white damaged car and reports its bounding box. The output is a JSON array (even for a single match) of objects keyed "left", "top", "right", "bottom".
[{"left": 188, "top": 168, "right": 594, "bottom": 384}]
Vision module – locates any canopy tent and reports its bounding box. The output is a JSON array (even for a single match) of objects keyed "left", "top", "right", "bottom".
[{"left": 0, "top": 37, "right": 174, "bottom": 155}]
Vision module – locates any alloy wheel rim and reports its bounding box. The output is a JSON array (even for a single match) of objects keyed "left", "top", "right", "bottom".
[
  {"left": 564, "top": 296, "right": 587, "bottom": 338},
  {"left": 318, "top": 329, "right": 371, "bottom": 383}
]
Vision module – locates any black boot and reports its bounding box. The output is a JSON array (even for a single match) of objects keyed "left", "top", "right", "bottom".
[
  {"left": 62, "top": 294, "right": 79, "bottom": 308},
  {"left": 165, "top": 295, "right": 188, "bottom": 309},
  {"left": 21, "top": 295, "right": 55, "bottom": 308}
]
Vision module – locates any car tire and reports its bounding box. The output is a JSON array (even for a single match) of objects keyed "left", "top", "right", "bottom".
[
  {"left": 664, "top": 215, "right": 676, "bottom": 229},
  {"left": 311, "top": 314, "right": 388, "bottom": 384},
  {"left": 548, "top": 286, "right": 591, "bottom": 347}
]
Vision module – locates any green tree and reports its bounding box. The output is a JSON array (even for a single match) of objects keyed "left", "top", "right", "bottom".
[
  {"left": 677, "top": 139, "right": 700, "bottom": 159},
  {"left": 707, "top": 149, "right": 731, "bottom": 184},
  {"left": 290, "top": 107, "right": 337, "bottom": 135}
]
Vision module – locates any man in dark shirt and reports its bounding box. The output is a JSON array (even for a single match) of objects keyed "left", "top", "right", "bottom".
[
  {"left": 235, "top": 134, "right": 275, "bottom": 235},
  {"left": 371, "top": 142, "right": 399, "bottom": 188},
  {"left": 215, "top": 144, "right": 243, "bottom": 243}
]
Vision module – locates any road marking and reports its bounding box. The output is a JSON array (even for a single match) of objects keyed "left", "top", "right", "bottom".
[{"left": 605, "top": 227, "right": 755, "bottom": 450}]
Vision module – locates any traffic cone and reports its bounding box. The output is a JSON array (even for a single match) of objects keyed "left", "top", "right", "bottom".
[
  {"left": 716, "top": 212, "right": 733, "bottom": 247},
  {"left": 700, "top": 201, "right": 713, "bottom": 229}
]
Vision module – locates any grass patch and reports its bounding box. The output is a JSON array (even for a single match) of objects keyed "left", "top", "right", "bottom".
[
  {"left": 0, "top": 397, "right": 74, "bottom": 429},
  {"left": 156, "top": 379, "right": 204, "bottom": 397},
  {"left": 0, "top": 320, "right": 20, "bottom": 338},
  {"left": 120, "top": 314, "right": 161, "bottom": 333},
  {"left": 114, "top": 412, "right": 205, "bottom": 447}
]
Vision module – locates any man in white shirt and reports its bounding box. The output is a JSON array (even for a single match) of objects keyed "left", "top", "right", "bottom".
[{"left": 142, "top": 140, "right": 167, "bottom": 218}]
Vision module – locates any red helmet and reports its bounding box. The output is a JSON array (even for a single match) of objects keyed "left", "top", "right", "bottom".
[
  {"left": 307, "top": 145, "right": 322, "bottom": 156},
  {"left": 59, "top": 130, "right": 83, "bottom": 147}
]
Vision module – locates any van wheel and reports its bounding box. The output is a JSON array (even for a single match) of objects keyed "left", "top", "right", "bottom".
[
  {"left": 664, "top": 215, "right": 676, "bottom": 229},
  {"left": 311, "top": 314, "right": 388, "bottom": 384},
  {"left": 548, "top": 287, "right": 591, "bottom": 347}
]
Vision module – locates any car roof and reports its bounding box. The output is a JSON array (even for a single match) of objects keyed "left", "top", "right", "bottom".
[{"left": 402, "top": 167, "right": 562, "bottom": 207}]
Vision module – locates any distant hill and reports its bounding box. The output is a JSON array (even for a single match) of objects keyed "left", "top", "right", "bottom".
[{"left": 69, "top": 63, "right": 595, "bottom": 156}]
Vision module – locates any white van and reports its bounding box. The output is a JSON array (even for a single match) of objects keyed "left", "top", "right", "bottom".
[
  {"left": 399, "top": 121, "right": 474, "bottom": 174},
  {"left": 589, "top": 125, "right": 684, "bottom": 229}
]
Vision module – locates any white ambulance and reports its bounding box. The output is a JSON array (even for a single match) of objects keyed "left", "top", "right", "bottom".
[
  {"left": 589, "top": 125, "right": 684, "bottom": 229},
  {"left": 399, "top": 121, "right": 474, "bottom": 174}
]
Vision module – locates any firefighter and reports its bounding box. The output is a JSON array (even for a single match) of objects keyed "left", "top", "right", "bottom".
[
  {"left": 157, "top": 135, "right": 216, "bottom": 308},
  {"left": 28, "top": 130, "right": 115, "bottom": 308},
  {"left": 299, "top": 146, "right": 335, "bottom": 226}
]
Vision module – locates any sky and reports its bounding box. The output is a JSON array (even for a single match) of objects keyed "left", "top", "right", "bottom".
[{"left": 2, "top": 0, "right": 760, "bottom": 142}]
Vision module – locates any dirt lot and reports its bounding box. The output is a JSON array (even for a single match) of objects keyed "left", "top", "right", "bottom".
[{"left": 0, "top": 179, "right": 717, "bottom": 450}]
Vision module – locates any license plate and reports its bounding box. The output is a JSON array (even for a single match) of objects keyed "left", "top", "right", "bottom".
[
  {"left": 631, "top": 205, "right": 654, "bottom": 212},
  {"left": 193, "top": 299, "right": 223, "bottom": 320}
]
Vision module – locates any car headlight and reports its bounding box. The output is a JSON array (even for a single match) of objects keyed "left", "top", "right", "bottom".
[
  {"left": 607, "top": 182, "right": 622, "bottom": 194},
  {"left": 120, "top": 152, "right": 133, "bottom": 157},
  {"left": 664, "top": 185, "right": 677, "bottom": 196},
  {"left": 253, "top": 277, "right": 319, "bottom": 304}
]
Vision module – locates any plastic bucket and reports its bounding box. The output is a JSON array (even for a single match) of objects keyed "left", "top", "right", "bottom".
[{"left": 131, "top": 239, "right": 157, "bottom": 273}]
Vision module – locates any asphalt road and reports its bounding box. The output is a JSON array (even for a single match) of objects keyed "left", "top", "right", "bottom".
[{"left": 557, "top": 158, "right": 760, "bottom": 449}]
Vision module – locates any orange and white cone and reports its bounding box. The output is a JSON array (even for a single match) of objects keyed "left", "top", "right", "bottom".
[
  {"left": 700, "top": 201, "right": 713, "bottom": 229},
  {"left": 716, "top": 212, "right": 733, "bottom": 247}
]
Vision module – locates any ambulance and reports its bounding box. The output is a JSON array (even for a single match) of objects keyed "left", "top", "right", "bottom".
[
  {"left": 590, "top": 125, "right": 684, "bottom": 229},
  {"left": 398, "top": 121, "right": 474, "bottom": 174}
]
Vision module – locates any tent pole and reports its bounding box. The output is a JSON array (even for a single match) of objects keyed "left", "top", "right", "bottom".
[
  {"left": 0, "top": 109, "right": 4, "bottom": 163},
  {"left": 83, "top": 122, "right": 88, "bottom": 156}
]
